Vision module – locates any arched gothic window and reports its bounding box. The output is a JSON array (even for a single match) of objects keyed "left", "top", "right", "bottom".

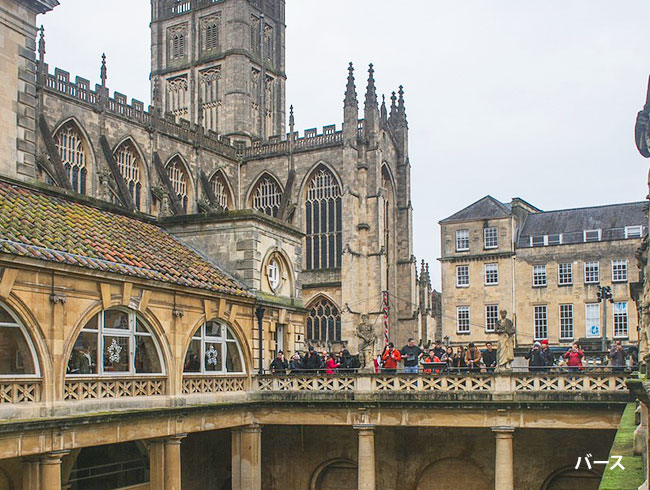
[
  {"left": 114, "top": 141, "right": 143, "bottom": 210},
  {"left": 67, "top": 308, "right": 164, "bottom": 375},
  {"left": 210, "top": 171, "right": 232, "bottom": 210},
  {"left": 0, "top": 303, "right": 39, "bottom": 376},
  {"left": 306, "top": 297, "right": 341, "bottom": 343},
  {"left": 183, "top": 320, "right": 245, "bottom": 374},
  {"left": 172, "top": 32, "right": 185, "bottom": 58},
  {"left": 205, "top": 22, "right": 219, "bottom": 50},
  {"left": 305, "top": 167, "right": 342, "bottom": 270},
  {"left": 167, "top": 157, "right": 190, "bottom": 212},
  {"left": 55, "top": 122, "right": 88, "bottom": 194},
  {"left": 250, "top": 174, "right": 281, "bottom": 218}
]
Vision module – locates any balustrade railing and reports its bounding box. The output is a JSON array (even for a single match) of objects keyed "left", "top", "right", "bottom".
[
  {"left": 64, "top": 376, "right": 167, "bottom": 401},
  {"left": 182, "top": 375, "right": 248, "bottom": 394},
  {"left": 0, "top": 379, "right": 41, "bottom": 403}
]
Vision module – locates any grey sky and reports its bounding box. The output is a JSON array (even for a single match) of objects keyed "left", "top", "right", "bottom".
[{"left": 40, "top": 1, "right": 650, "bottom": 289}]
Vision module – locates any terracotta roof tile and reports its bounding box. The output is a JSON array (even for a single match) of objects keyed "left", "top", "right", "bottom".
[{"left": 0, "top": 181, "right": 253, "bottom": 298}]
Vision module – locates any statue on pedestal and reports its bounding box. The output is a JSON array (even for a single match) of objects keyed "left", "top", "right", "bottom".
[
  {"left": 495, "top": 310, "right": 515, "bottom": 371},
  {"left": 355, "top": 315, "right": 377, "bottom": 371}
]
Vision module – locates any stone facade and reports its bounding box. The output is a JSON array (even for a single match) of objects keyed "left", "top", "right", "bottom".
[
  {"left": 440, "top": 196, "right": 646, "bottom": 349},
  {"left": 0, "top": 0, "right": 426, "bottom": 353}
]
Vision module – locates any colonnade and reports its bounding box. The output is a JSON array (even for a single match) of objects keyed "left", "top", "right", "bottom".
[{"left": 18, "top": 425, "right": 516, "bottom": 490}]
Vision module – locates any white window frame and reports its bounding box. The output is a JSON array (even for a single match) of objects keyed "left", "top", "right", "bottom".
[
  {"left": 456, "top": 229, "right": 470, "bottom": 252},
  {"left": 614, "top": 302, "right": 628, "bottom": 338},
  {"left": 584, "top": 261, "right": 600, "bottom": 284},
  {"left": 456, "top": 265, "right": 470, "bottom": 288},
  {"left": 533, "top": 265, "right": 547, "bottom": 287},
  {"left": 68, "top": 308, "right": 165, "bottom": 377},
  {"left": 612, "top": 259, "right": 628, "bottom": 283},
  {"left": 534, "top": 305, "right": 548, "bottom": 340},
  {"left": 584, "top": 229, "right": 602, "bottom": 243},
  {"left": 585, "top": 303, "right": 601, "bottom": 338},
  {"left": 457, "top": 306, "right": 470, "bottom": 334},
  {"left": 547, "top": 234, "right": 562, "bottom": 246},
  {"left": 485, "top": 304, "right": 499, "bottom": 333},
  {"left": 559, "top": 304, "right": 574, "bottom": 340},
  {"left": 185, "top": 320, "right": 246, "bottom": 375},
  {"left": 484, "top": 263, "right": 498, "bottom": 285},
  {"left": 625, "top": 225, "right": 643, "bottom": 239},
  {"left": 484, "top": 227, "right": 498, "bottom": 249},
  {"left": 530, "top": 236, "right": 545, "bottom": 247},
  {"left": 558, "top": 263, "right": 573, "bottom": 286}
]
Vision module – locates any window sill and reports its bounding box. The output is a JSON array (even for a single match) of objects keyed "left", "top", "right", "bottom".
[
  {"left": 558, "top": 283, "right": 573, "bottom": 287},
  {"left": 532, "top": 285, "right": 547, "bottom": 289},
  {"left": 456, "top": 284, "right": 470, "bottom": 288},
  {"left": 485, "top": 282, "right": 499, "bottom": 287},
  {"left": 456, "top": 331, "right": 471, "bottom": 335}
]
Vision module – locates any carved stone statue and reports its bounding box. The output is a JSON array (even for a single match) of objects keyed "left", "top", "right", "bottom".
[
  {"left": 636, "top": 77, "right": 650, "bottom": 159},
  {"left": 355, "top": 315, "right": 377, "bottom": 371},
  {"left": 495, "top": 310, "right": 515, "bottom": 371}
]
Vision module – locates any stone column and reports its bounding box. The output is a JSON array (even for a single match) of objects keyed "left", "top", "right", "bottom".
[
  {"left": 354, "top": 424, "right": 376, "bottom": 490},
  {"left": 163, "top": 435, "right": 186, "bottom": 490},
  {"left": 492, "top": 427, "right": 515, "bottom": 490},
  {"left": 39, "top": 452, "right": 68, "bottom": 490},
  {"left": 149, "top": 439, "right": 165, "bottom": 490},
  {"left": 22, "top": 457, "right": 40, "bottom": 490},
  {"left": 231, "top": 424, "right": 262, "bottom": 490}
]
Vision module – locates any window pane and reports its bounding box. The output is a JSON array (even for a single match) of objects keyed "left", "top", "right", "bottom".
[
  {"left": 104, "top": 310, "right": 129, "bottom": 330},
  {"left": 0, "top": 326, "right": 36, "bottom": 375},
  {"left": 226, "top": 341, "right": 243, "bottom": 372},
  {"left": 83, "top": 313, "right": 99, "bottom": 331},
  {"left": 204, "top": 342, "right": 223, "bottom": 371},
  {"left": 184, "top": 339, "right": 201, "bottom": 372},
  {"left": 205, "top": 321, "right": 222, "bottom": 338},
  {"left": 0, "top": 306, "right": 14, "bottom": 323},
  {"left": 103, "top": 336, "right": 130, "bottom": 372},
  {"left": 135, "top": 336, "right": 162, "bottom": 374},
  {"left": 68, "top": 331, "right": 98, "bottom": 374}
]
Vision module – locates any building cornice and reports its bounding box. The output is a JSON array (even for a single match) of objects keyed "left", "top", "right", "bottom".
[{"left": 22, "top": 0, "right": 59, "bottom": 14}]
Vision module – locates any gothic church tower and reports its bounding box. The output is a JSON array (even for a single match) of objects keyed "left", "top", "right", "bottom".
[{"left": 150, "top": 0, "right": 286, "bottom": 144}]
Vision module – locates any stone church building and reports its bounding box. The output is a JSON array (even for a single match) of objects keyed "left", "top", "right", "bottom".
[{"left": 3, "top": 0, "right": 436, "bottom": 356}]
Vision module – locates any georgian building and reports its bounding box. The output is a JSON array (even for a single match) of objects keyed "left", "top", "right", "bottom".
[{"left": 440, "top": 196, "right": 646, "bottom": 348}]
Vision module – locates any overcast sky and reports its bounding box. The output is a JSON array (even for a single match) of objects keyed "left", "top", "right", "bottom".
[{"left": 40, "top": 0, "right": 650, "bottom": 289}]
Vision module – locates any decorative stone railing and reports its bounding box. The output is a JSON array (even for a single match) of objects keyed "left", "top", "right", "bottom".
[
  {"left": 253, "top": 372, "right": 629, "bottom": 395},
  {"left": 182, "top": 375, "right": 248, "bottom": 394},
  {"left": 64, "top": 376, "right": 167, "bottom": 401},
  {"left": 0, "top": 379, "right": 41, "bottom": 403}
]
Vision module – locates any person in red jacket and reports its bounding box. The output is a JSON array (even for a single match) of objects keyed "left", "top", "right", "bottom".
[
  {"left": 381, "top": 343, "right": 402, "bottom": 374},
  {"left": 325, "top": 353, "right": 340, "bottom": 375},
  {"left": 563, "top": 342, "right": 584, "bottom": 372}
]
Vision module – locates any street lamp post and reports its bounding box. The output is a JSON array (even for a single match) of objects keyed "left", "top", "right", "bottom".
[{"left": 598, "top": 286, "right": 614, "bottom": 353}]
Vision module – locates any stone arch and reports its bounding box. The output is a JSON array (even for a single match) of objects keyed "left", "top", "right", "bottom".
[
  {"left": 309, "top": 458, "right": 357, "bottom": 490},
  {"left": 260, "top": 246, "right": 295, "bottom": 298},
  {"left": 298, "top": 160, "right": 343, "bottom": 201},
  {"left": 181, "top": 313, "right": 252, "bottom": 376},
  {"left": 112, "top": 137, "right": 149, "bottom": 211},
  {"left": 165, "top": 153, "right": 195, "bottom": 213},
  {"left": 416, "top": 457, "right": 489, "bottom": 490},
  {"left": 305, "top": 295, "right": 342, "bottom": 344},
  {"left": 245, "top": 170, "right": 284, "bottom": 218},
  {"left": 62, "top": 301, "right": 171, "bottom": 382},
  {"left": 540, "top": 465, "right": 601, "bottom": 490},
  {"left": 0, "top": 298, "right": 45, "bottom": 379},
  {"left": 207, "top": 168, "right": 235, "bottom": 210},
  {"left": 52, "top": 117, "right": 96, "bottom": 195},
  {"left": 381, "top": 162, "right": 397, "bottom": 202}
]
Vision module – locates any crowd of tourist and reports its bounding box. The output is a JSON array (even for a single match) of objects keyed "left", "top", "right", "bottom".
[{"left": 268, "top": 338, "right": 632, "bottom": 375}]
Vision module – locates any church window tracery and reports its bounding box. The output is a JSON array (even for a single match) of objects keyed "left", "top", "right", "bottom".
[
  {"left": 250, "top": 174, "right": 281, "bottom": 217},
  {"left": 305, "top": 166, "right": 341, "bottom": 270},
  {"left": 306, "top": 297, "right": 341, "bottom": 343},
  {"left": 167, "top": 157, "right": 190, "bottom": 212},
  {"left": 200, "top": 68, "right": 220, "bottom": 132},
  {"left": 210, "top": 170, "right": 232, "bottom": 210},
  {"left": 55, "top": 122, "right": 88, "bottom": 195},
  {"left": 114, "top": 141, "right": 142, "bottom": 210}
]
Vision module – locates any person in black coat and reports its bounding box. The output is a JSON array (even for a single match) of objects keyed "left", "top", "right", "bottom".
[
  {"left": 270, "top": 351, "right": 288, "bottom": 374},
  {"left": 303, "top": 347, "right": 323, "bottom": 373},
  {"left": 525, "top": 342, "right": 546, "bottom": 371},
  {"left": 482, "top": 342, "right": 497, "bottom": 373}
]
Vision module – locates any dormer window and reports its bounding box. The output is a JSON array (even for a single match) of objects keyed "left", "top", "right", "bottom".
[
  {"left": 625, "top": 226, "right": 643, "bottom": 239},
  {"left": 584, "top": 229, "right": 601, "bottom": 243}
]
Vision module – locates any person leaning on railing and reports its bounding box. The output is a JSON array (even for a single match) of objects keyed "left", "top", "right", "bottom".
[
  {"left": 465, "top": 343, "right": 482, "bottom": 373},
  {"left": 563, "top": 342, "right": 584, "bottom": 372},
  {"left": 525, "top": 342, "right": 547, "bottom": 372},
  {"left": 381, "top": 343, "right": 401, "bottom": 374},
  {"left": 270, "top": 351, "right": 289, "bottom": 374}
]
